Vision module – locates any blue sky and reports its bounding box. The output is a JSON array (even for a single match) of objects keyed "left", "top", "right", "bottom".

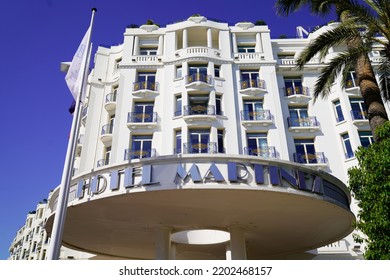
[{"left": 0, "top": 0, "right": 334, "bottom": 260}]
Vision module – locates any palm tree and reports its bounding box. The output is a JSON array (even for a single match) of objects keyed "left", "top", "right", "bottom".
[{"left": 276, "top": 0, "right": 389, "bottom": 141}]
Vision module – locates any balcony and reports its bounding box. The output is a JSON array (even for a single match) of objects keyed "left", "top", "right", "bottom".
[
  {"left": 287, "top": 117, "right": 320, "bottom": 132},
  {"left": 239, "top": 79, "right": 267, "bottom": 96},
  {"left": 76, "top": 134, "right": 84, "bottom": 156},
  {"left": 127, "top": 112, "right": 158, "bottom": 129},
  {"left": 100, "top": 124, "right": 113, "bottom": 144},
  {"left": 104, "top": 92, "right": 117, "bottom": 112},
  {"left": 124, "top": 148, "right": 156, "bottom": 160},
  {"left": 185, "top": 73, "right": 213, "bottom": 90},
  {"left": 345, "top": 78, "right": 360, "bottom": 95},
  {"left": 241, "top": 110, "right": 273, "bottom": 127},
  {"left": 132, "top": 81, "right": 159, "bottom": 98},
  {"left": 174, "top": 47, "right": 222, "bottom": 60},
  {"left": 81, "top": 106, "right": 88, "bottom": 125},
  {"left": 97, "top": 158, "right": 110, "bottom": 168},
  {"left": 293, "top": 152, "right": 327, "bottom": 166},
  {"left": 183, "top": 105, "right": 216, "bottom": 122},
  {"left": 131, "top": 55, "right": 163, "bottom": 64},
  {"left": 277, "top": 58, "right": 320, "bottom": 71},
  {"left": 284, "top": 87, "right": 311, "bottom": 104},
  {"left": 183, "top": 142, "right": 218, "bottom": 154},
  {"left": 234, "top": 52, "right": 265, "bottom": 63},
  {"left": 244, "top": 146, "right": 277, "bottom": 158},
  {"left": 350, "top": 110, "right": 368, "bottom": 126}
]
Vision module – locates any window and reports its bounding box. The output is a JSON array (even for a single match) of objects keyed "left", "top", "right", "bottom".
[
  {"left": 115, "top": 58, "right": 122, "bottom": 70},
  {"left": 187, "top": 94, "right": 212, "bottom": 115},
  {"left": 216, "top": 94, "right": 223, "bottom": 115},
  {"left": 130, "top": 135, "right": 153, "bottom": 159},
  {"left": 294, "top": 139, "right": 322, "bottom": 164},
  {"left": 175, "top": 95, "right": 182, "bottom": 116},
  {"left": 341, "top": 133, "right": 354, "bottom": 158},
  {"left": 350, "top": 98, "right": 367, "bottom": 120},
  {"left": 241, "top": 70, "right": 259, "bottom": 89},
  {"left": 214, "top": 65, "right": 220, "bottom": 78},
  {"left": 359, "top": 131, "right": 374, "bottom": 148},
  {"left": 134, "top": 72, "right": 156, "bottom": 91},
  {"left": 284, "top": 78, "right": 303, "bottom": 96},
  {"left": 175, "top": 130, "right": 182, "bottom": 154},
  {"left": 140, "top": 47, "right": 157, "bottom": 55},
  {"left": 218, "top": 130, "right": 225, "bottom": 153},
  {"left": 99, "top": 146, "right": 111, "bottom": 166},
  {"left": 238, "top": 45, "right": 255, "bottom": 53},
  {"left": 176, "top": 65, "right": 182, "bottom": 79},
  {"left": 333, "top": 100, "right": 344, "bottom": 122},
  {"left": 133, "top": 102, "right": 154, "bottom": 122},
  {"left": 288, "top": 106, "right": 310, "bottom": 127},
  {"left": 246, "top": 133, "right": 270, "bottom": 157},
  {"left": 242, "top": 99, "right": 263, "bottom": 120},
  {"left": 188, "top": 64, "right": 208, "bottom": 83},
  {"left": 346, "top": 71, "right": 357, "bottom": 88},
  {"left": 187, "top": 129, "right": 211, "bottom": 153}
]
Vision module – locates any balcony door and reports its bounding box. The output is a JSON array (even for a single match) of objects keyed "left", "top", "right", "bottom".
[
  {"left": 134, "top": 103, "right": 154, "bottom": 122},
  {"left": 294, "top": 139, "right": 317, "bottom": 163},
  {"left": 247, "top": 133, "right": 268, "bottom": 156},
  {"left": 136, "top": 72, "right": 156, "bottom": 90},
  {"left": 131, "top": 135, "right": 152, "bottom": 159},
  {"left": 241, "top": 70, "right": 259, "bottom": 88},
  {"left": 243, "top": 100, "right": 263, "bottom": 120},
  {"left": 188, "top": 65, "right": 208, "bottom": 82},
  {"left": 289, "top": 106, "right": 309, "bottom": 126},
  {"left": 188, "top": 95, "right": 210, "bottom": 115},
  {"left": 189, "top": 129, "right": 210, "bottom": 153},
  {"left": 285, "top": 78, "right": 302, "bottom": 95}
]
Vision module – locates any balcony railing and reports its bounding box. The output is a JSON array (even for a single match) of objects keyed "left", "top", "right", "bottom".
[
  {"left": 97, "top": 158, "right": 110, "bottom": 167},
  {"left": 127, "top": 112, "right": 158, "bottom": 123},
  {"left": 184, "top": 105, "right": 215, "bottom": 116},
  {"left": 244, "top": 146, "right": 277, "bottom": 158},
  {"left": 240, "top": 79, "right": 266, "bottom": 90},
  {"left": 105, "top": 92, "right": 117, "bottom": 103},
  {"left": 287, "top": 116, "right": 319, "bottom": 128},
  {"left": 284, "top": 86, "right": 310, "bottom": 97},
  {"left": 133, "top": 81, "right": 158, "bottom": 92},
  {"left": 351, "top": 110, "right": 368, "bottom": 120},
  {"left": 101, "top": 124, "right": 113, "bottom": 135},
  {"left": 241, "top": 110, "right": 272, "bottom": 121},
  {"left": 185, "top": 73, "right": 213, "bottom": 85},
  {"left": 293, "top": 152, "right": 326, "bottom": 164},
  {"left": 124, "top": 148, "right": 156, "bottom": 160},
  {"left": 183, "top": 142, "right": 218, "bottom": 154}
]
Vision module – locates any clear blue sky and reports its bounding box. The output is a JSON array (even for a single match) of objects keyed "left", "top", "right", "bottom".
[{"left": 0, "top": 0, "right": 334, "bottom": 260}]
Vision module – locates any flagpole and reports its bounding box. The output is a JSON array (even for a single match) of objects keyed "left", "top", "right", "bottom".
[{"left": 47, "top": 8, "right": 97, "bottom": 260}]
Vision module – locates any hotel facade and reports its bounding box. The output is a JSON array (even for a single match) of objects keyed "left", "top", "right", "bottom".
[{"left": 10, "top": 16, "right": 389, "bottom": 260}]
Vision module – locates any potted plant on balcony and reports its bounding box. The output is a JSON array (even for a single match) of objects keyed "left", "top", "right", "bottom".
[
  {"left": 235, "top": 21, "right": 254, "bottom": 30},
  {"left": 188, "top": 14, "right": 207, "bottom": 23},
  {"left": 140, "top": 19, "right": 159, "bottom": 32}
]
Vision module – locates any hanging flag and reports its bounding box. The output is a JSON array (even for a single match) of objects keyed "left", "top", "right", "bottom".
[{"left": 65, "top": 27, "right": 91, "bottom": 102}]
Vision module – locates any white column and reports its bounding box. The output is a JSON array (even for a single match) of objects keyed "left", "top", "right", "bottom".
[
  {"left": 207, "top": 28, "right": 213, "bottom": 48},
  {"left": 170, "top": 243, "right": 176, "bottom": 260},
  {"left": 229, "top": 227, "right": 247, "bottom": 260},
  {"left": 232, "top": 33, "right": 238, "bottom": 53},
  {"left": 183, "top": 29, "right": 188, "bottom": 49},
  {"left": 225, "top": 243, "right": 232, "bottom": 260},
  {"left": 157, "top": 35, "right": 164, "bottom": 55},
  {"left": 155, "top": 227, "right": 172, "bottom": 260},
  {"left": 133, "top": 36, "right": 140, "bottom": 55},
  {"left": 256, "top": 33, "right": 263, "bottom": 52}
]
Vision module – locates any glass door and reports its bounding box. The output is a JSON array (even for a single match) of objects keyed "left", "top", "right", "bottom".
[{"left": 189, "top": 129, "right": 210, "bottom": 153}]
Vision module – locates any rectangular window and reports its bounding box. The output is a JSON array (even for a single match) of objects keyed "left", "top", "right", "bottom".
[
  {"left": 175, "top": 95, "right": 182, "bottom": 116},
  {"left": 359, "top": 131, "right": 374, "bottom": 148},
  {"left": 187, "top": 129, "right": 211, "bottom": 154},
  {"left": 135, "top": 72, "right": 156, "bottom": 91},
  {"left": 130, "top": 135, "right": 153, "bottom": 159},
  {"left": 341, "top": 133, "right": 354, "bottom": 158},
  {"left": 284, "top": 77, "right": 303, "bottom": 96},
  {"left": 288, "top": 106, "right": 311, "bottom": 127},
  {"left": 187, "top": 94, "right": 211, "bottom": 115},
  {"left": 238, "top": 45, "right": 255, "bottom": 53},
  {"left": 175, "top": 130, "right": 182, "bottom": 154},
  {"left": 242, "top": 99, "right": 263, "bottom": 120},
  {"left": 140, "top": 47, "right": 157, "bottom": 55},
  {"left": 346, "top": 71, "right": 357, "bottom": 88},
  {"left": 350, "top": 98, "right": 367, "bottom": 120},
  {"left": 214, "top": 65, "right": 220, "bottom": 78},
  {"left": 241, "top": 70, "right": 259, "bottom": 89},
  {"left": 218, "top": 130, "right": 225, "bottom": 153},
  {"left": 216, "top": 95, "right": 223, "bottom": 115},
  {"left": 246, "top": 133, "right": 269, "bottom": 157},
  {"left": 333, "top": 100, "right": 344, "bottom": 122},
  {"left": 133, "top": 102, "right": 155, "bottom": 122},
  {"left": 294, "top": 139, "right": 319, "bottom": 164}
]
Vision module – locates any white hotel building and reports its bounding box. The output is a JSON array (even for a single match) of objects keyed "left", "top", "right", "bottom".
[{"left": 10, "top": 16, "right": 389, "bottom": 260}]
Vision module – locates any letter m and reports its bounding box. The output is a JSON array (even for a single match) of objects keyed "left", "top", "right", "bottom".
[{"left": 175, "top": 164, "right": 202, "bottom": 183}]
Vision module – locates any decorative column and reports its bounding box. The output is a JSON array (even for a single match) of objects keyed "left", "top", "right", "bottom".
[
  {"left": 155, "top": 227, "right": 172, "bottom": 260},
  {"left": 157, "top": 35, "right": 164, "bottom": 55},
  {"left": 207, "top": 28, "right": 213, "bottom": 48},
  {"left": 232, "top": 33, "right": 238, "bottom": 53},
  {"left": 183, "top": 29, "right": 188, "bottom": 49},
  {"left": 133, "top": 36, "right": 140, "bottom": 55},
  {"left": 256, "top": 33, "right": 263, "bottom": 53},
  {"left": 229, "top": 226, "right": 247, "bottom": 260},
  {"left": 225, "top": 243, "right": 232, "bottom": 260}
]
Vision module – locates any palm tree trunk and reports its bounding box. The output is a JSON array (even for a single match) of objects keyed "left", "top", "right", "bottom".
[
  {"left": 356, "top": 53, "right": 389, "bottom": 141},
  {"left": 341, "top": 10, "right": 389, "bottom": 141}
]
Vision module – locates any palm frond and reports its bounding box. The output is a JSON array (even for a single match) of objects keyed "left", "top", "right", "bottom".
[{"left": 377, "top": 57, "right": 390, "bottom": 101}]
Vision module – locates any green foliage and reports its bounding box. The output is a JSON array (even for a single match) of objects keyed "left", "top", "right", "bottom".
[
  {"left": 255, "top": 20, "right": 267, "bottom": 26},
  {"left": 348, "top": 121, "right": 390, "bottom": 259}
]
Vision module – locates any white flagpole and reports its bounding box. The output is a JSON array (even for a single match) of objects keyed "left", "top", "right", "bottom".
[{"left": 47, "top": 8, "right": 97, "bottom": 260}]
